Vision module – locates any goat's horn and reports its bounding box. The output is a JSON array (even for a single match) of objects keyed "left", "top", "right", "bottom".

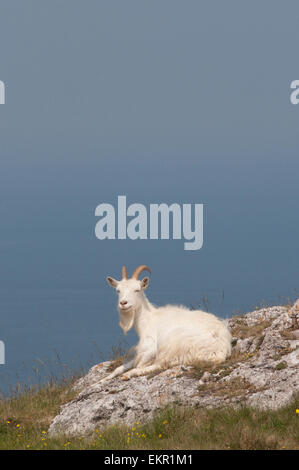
[
  {"left": 131, "top": 265, "right": 151, "bottom": 279},
  {"left": 122, "top": 266, "right": 127, "bottom": 279}
]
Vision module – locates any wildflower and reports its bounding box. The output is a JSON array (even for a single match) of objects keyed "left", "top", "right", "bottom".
[
  {"left": 6, "top": 420, "right": 11, "bottom": 424},
  {"left": 158, "top": 434, "right": 162, "bottom": 438},
  {"left": 162, "top": 420, "right": 168, "bottom": 425},
  {"left": 16, "top": 424, "right": 20, "bottom": 428},
  {"left": 296, "top": 409, "right": 299, "bottom": 414},
  {"left": 41, "top": 430, "right": 47, "bottom": 434}
]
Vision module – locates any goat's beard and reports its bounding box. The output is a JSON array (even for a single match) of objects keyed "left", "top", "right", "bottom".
[{"left": 118, "top": 307, "right": 135, "bottom": 335}]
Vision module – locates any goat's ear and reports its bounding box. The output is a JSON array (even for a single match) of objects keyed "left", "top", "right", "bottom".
[
  {"left": 141, "top": 277, "right": 150, "bottom": 290},
  {"left": 106, "top": 276, "right": 118, "bottom": 288}
]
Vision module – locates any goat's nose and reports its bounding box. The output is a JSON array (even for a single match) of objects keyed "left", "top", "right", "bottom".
[{"left": 120, "top": 300, "right": 128, "bottom": 306}]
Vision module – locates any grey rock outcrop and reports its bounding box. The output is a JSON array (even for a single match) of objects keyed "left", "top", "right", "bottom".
[{"left": 48, "top": 302, "right": 299, "bottom": 436}]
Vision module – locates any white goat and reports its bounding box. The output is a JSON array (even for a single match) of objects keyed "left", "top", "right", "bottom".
[{"left": 102, "top": 265, "right": 232, "bottom": 381}]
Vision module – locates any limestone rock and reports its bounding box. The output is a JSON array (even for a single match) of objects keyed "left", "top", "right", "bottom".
[{"left": 48, "top": 301, "right": 299, "bottom": 436}]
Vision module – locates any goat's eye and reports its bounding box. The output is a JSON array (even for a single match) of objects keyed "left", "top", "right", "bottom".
[
  {"left": 116, "top": 289, "right": 120, "bottom": 293},
  {"left": 134, "top": 289, "right": 140, "bottom": 293}
]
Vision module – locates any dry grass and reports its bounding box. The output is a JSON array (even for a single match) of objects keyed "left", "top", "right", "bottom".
[
  {"left": 105, "top": 341, "right": 130, "bottom": 373},
  {"left": 1, "top": 300, "right": 298, "bottom": 450},
  {"left": 106, "top": 358, "right": 124, "bottom": 373},
  {"left": 0, "top": 367, "right": 298, "bottom": 450},
  {"left": 197, "top": 376, "right": 264, "bottom": 400},
  {"left": 0, "top": 380, "right": 78, "bottom": 450},
  {"left": 273, "top": 346, "right": 298, "bottom": 361},
  {"left": 1, "top": 378, "right": 298, "bottom": 450},
  {"left": 231, "top": 319, "right": 272, "bottom": 340},
  {"left": 184, "top": 346, "right": 255, "bottom": 383},
  {"left": 280, "top": 330, "right": 299, "bottom": 340},
  {"left": 92, "top": 398, "right": 299, "bottom": 450}
]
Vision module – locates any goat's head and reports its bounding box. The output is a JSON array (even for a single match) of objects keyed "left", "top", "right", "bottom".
[{"left": 106, "top": 265, "right": 151, "bottom": 334}]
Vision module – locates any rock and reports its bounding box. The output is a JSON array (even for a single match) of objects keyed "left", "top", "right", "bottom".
[
  {"left": 48, "top": 301, "right": 299, "bottom": 436},
  {"left": 291, "top": 299, "right": 299, "bottom": 313}
]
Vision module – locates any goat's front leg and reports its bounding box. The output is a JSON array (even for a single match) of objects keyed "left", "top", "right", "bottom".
[
  {"left": 122, "top": 364, "right": 162, "bottom": 379},
  {"left": 121, "top": 347, "right": 158, "bottom": 380},
  {"left": 100, "top": 358, "right": 135, "bottom": 382}
]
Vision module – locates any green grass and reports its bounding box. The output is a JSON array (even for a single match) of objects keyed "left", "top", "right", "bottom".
[
  {"left": 0, "top": 376, "right": 298, "bottom": 450},
  {"left": 1, "top": 293, "right": 298, "bottom": 451}
]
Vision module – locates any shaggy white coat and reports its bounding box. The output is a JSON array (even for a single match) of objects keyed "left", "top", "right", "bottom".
[{"left": 102, "top": 276, "right": 232, "bottom": 381}]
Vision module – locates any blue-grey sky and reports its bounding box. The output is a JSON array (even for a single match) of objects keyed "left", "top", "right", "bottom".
[{"left": 0, "top": 1, "right": 298, "bottom": 393}]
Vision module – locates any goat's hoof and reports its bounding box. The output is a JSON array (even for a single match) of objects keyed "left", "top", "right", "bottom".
[{"left": 121, "top": 375, "right": 130, "bottom": 381}]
